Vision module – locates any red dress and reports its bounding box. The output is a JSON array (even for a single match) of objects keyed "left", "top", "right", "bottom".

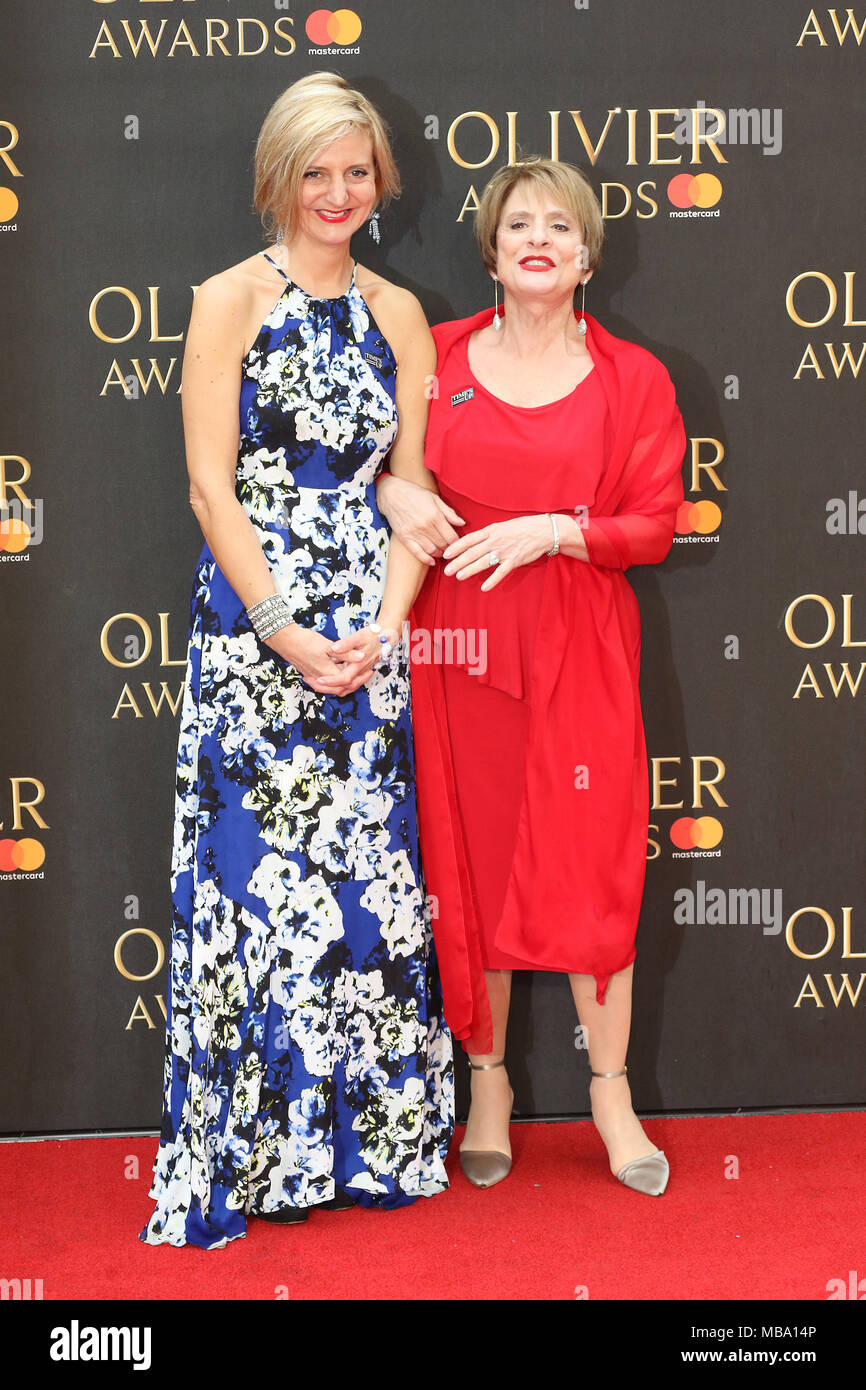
[{"left": 409, "top": 308, "right": 686, "bottom": 1054}]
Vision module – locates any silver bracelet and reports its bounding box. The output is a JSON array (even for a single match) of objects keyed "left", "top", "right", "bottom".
[
  {"left": 546, "top": 513, "right": 560, "bottom": 557},
  {"left": 246, "top": 591, "right": 293, "bottom": 641}
]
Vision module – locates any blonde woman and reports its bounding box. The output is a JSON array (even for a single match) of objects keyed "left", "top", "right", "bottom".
[{"left": 140, "top": 73, "right": 453, "bottom": 1249}]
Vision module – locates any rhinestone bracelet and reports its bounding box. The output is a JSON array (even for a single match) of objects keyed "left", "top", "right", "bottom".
[{"left": 246, "top": 591, "right": 293, "bottom": 641}]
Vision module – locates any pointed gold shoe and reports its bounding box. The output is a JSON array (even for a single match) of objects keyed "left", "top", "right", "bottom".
[{"left": 459, "top": 1057, "right": 513, "bottom": 1189}]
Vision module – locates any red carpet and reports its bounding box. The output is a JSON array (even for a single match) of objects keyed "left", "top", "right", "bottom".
[{"left": 3, "top": 1112, "right": 863, "bottom": 1300}]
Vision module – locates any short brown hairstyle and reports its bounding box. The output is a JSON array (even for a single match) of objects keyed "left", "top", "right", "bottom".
[
  {"left": 474, "top": 156, "right": 604, "bottom": 276},
  {"left": 253, "top": 72, "right": 401, "bottom": 241}
]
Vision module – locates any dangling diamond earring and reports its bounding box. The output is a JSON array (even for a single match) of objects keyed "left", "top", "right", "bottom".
[
  {"left": 577, "top": 277, "right": 587, "bottom": 336},
  {"left": 275, "top": 227, "right": 284, "bottom": 247},
  {"left": 492, "top": 273, "right": 502, "bottom": 330},
  {"left": 368, "top": 211, "right": 381, "bottom": 243}
]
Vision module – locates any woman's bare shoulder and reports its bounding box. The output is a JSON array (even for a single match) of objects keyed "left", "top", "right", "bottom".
[
  {"left": 355, "top": 265, "right": 432, "bottom": 353},
  {"left": 192, "top": 251, "right": 275, "bottom": 315}
]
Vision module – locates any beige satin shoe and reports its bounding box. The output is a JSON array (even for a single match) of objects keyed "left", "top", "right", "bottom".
[
  {"left": 591, "top": 1066, "right": 669, "bottom": 1197},
  {"left": 459, "top": 1059, "right": 513, "bottom": 1189}
]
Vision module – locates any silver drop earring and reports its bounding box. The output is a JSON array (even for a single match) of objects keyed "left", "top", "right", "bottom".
[
  {"left": 577, "top": 278, "right": 587, "bottom": 336},
  {"left": 368, "top": 211, "right": 381, "bottom": 243},
  {"left": 493, "top": 273, "right": 502, "bottom": 330},
  {"left": 275, "top": 227, "right": 284, "bottom": 247}
]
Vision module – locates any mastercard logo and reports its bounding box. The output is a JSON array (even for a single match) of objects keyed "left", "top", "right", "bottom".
[
  {"left": 667, "top": 173, "right": 722, "bottom": 209},
  {"left": 675, "top": 500, "right": 721, "bottom": 535},
  {"left": 306, "top": 9, "right": 362, "bottom": 44},
  {"left": 670, "top": 817, "right": 723, "bottom": 850},
  {"left": 0, "top": 516, "right": 31, "bottom": 553},
  {"left": 0, "top": 837, "right": 45, "bottom": 872},
  {"left": 0, "top": 187, "right": 18, "bottom": 223}
]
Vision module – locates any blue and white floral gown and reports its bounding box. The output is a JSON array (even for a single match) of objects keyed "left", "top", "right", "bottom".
[{"left": 140, "top": 252, "right": 454, "bottom": 1250}]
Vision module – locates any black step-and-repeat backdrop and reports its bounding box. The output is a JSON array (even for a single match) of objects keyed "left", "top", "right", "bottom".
[{"left": 1, "top": 2, "right": 864, "bottom": 1133}]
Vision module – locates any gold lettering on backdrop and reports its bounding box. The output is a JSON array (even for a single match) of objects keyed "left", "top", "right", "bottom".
[
  {"left": 648, "top": 108, "right": 686, "bottom": 165},
  {"left": 0, "top": 121, "right": 23, "bottom": 178},
  {"left": 114, "top": 927, "right": 165, "bottom": 983},
  {"left": 141, "top": 682, "right": 186, "bottom": 717},
  {"left": 842, "top": 906, "right": 866, "bottom": 957},
  {"left": 792, "top": 664, "right": 824, "bottom": 698},
  {"left": 90, "top": 286, "right": 193, "bottom": 344},
  {"left": 101, "top": 613, "right": 153, "bottom": 668},
  {"left": 651, "top": 757, "right": 683, "bottom": 810},
  {"left": 111, "top": 681, "right": 186, "bottom": 718},
  {"left": 273, "top": 17, "right": 296, "bottom": 54},
  {"left": 102, "top": 612, "right": 186, "bottom": 716},
  {"left": 787, "top": 272, "right": 866, "bottom": 378},
  {"left": 129, "top": 358, "right": 179, "bottom": 394},
  {"left": 0, "top": 777, "right": 49, "bottom": 832},
  {"left": 455, "top": 186, "right": 481, "bottom": 222},
  {"left": 447, "top": 107, "right": 732, "bottom": 221},
  {"left": 89, "top": 287, "right": 142, "bottom": 344},
  {"left": 796, "top": 9, "right": 866, "bottom": 45},
  {"left": 688, "top": 106, "right": 728, "bottom": 163},
  {"left": 125, "top": 997, "right": 156, "bottom": 1030},
  {"left": 786, "top": 270, "right": 837, "bottom": 327},
  {"left": 99, "top": 360, "right": 181, "bottom": 395},
  {"left": 158, "top": 612, "right": 186, "bottom": 666},
  {"left": 793, "top": 975, "right": 824, "bottom": 1006},
  {"left": 797, "top": 10, "right": 829, "bottom": 44},
  {"left": 793, "top": 343, "right": 824, "bottom": 378},
  {"left": 112, "top": 684, "right": 144, "bottom": 719},
  {"left": 794, "top": 973, "right": 866, "bottom": 1007},
  {"left": 206, "top": 18, "right": 230, "bottom": 56},
  {"left": 569, "top": 109, "right": 621, "bottom": 165},
  {"left": 822, "top": 342, "right": 866, "bottom": 376},
  {"left": 89, "top": 16, "right": 296, "bottom": 60},
  {"left": 785, "top": 594, "right": 863, "bottom": 647},
  {"left": 168, "top": 20, "right": 199, "bottom": 57},
  {"left": 0, "top": 455, "right": 32, "bottom": 507},
  {"left": 99, "top": 361, "right": 131, "bottom": 395},
  {"left": 124, "top": 994, "right": 168, "bottom": 1032},
  {"left": 786, "top": 905, "right": 835, "bottom": 959},
  {"left": 649, "top": 757, "right": 728, "bottom": 810},
  {"left": 689, "top": 439, "right": 727, "bottom": 493},
  {"left": 446, "top": 112, "right": 500, "bottom": 169},
  {"left": 92, "top": 286, "right": 197, "bottom": 393},
  {"left": 148, "top": 287, "right": 183, "bottom": 342},
  {"left": 793, "top": 662, "right": 866, "bottom": 698},
  {"left": 691, "top": 757, "right": 727, "bottom": 808},
  {"left": 787, "top": 269, "right": 866, "bottom": 327},
  {"left": 787, "top": 908, "right": 865, "bottom": 1005},
  {"left": 823, "top": 974, "right": 866, "bottom": 1005},
  {"left": 787, "top": 595, "right": 866, "bottom": 695},
  {"left": 237, "top": 18, "right": 269, "bottom": 56}
]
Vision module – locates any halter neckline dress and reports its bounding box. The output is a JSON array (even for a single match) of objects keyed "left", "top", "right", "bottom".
[{"left": 140, "top": 249, "right": 454, "bottom": 1249}]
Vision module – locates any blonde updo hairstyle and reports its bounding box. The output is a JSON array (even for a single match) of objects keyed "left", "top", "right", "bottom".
[
  {"left": 253, "top": 72, "right": 401, "bottom": 242},
  {"left": 474, "top": 156, "right": 604, "bottom": 277}
]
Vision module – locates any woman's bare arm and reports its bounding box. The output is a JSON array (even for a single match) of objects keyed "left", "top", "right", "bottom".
[{"left": 181, "top": 270, "right": 365, "bottom": 694}]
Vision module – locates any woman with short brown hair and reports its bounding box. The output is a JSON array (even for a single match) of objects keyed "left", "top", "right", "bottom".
[{"left": 378, "top": 156, "right": 686, "bottom": 1196}]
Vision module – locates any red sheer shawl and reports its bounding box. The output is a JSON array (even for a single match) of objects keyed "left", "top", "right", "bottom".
[{"left": 409, "top": 308, "right": 686, "bottom": 1053}]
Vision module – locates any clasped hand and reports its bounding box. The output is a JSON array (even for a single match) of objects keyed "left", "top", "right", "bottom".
[
  {"left": 442, "top": 514, "right": 554, "bottom": 590},
  {"left": 268, "top": 623, "right": 399, "bottom": 696}
]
